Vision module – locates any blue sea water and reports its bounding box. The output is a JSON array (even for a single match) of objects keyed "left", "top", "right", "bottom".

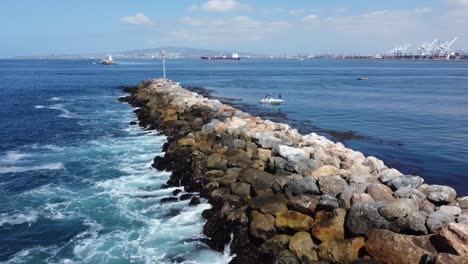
[{"left": 0, "top": 59, "right": 468, "bottom": 263}]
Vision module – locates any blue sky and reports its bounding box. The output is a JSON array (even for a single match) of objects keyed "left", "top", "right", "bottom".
[{"left": 0, "top": 0, "right": 467, "bottom": 57}]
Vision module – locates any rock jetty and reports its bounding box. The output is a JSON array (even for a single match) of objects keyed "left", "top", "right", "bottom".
[{"left": 120, "top": 79, "right": 468, "bottom": 264}]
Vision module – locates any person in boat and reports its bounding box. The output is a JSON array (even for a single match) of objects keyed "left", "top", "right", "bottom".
[{"left": 279, "top": 94, "right": 282, "bottom": 99}]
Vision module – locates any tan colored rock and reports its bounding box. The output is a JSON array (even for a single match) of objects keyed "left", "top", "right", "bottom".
[
  {"left": 365, "top": 229, "right": 438, "bottom": 264},
  {"left": 257, "top": 148, "right": 272, "bottom": 162},
  {"left": 351, "top": 193, "right": 374, "bottom": 205},
  {"left": 178, "top": 137, "right": 195, "bottom": 147},
  {"left": 318, "top": 237, "right": 365, "bottom": 264},
  {"left": 250, "top": 211, "right": 276, "bottom": 241},
  {"left": 311, "top": 208, "right": 345, "bottom": 242},
  {"left": 289, "top": 232, "right": 318, "bottom": 262},
  {"left": 311, "top": 165, "right": 339, "bottom": 178},
  {"left": 366, "top": 182, "right": 395, "bottom": 202},
  {"left": 436, "top": 223, "right": 468, "bottom": 257},
  {"left": 275, "top": 210, "right": 314, "bottom": 232},
  {"left": 435, "top": 253, "right": 468, "bottom": 264}
]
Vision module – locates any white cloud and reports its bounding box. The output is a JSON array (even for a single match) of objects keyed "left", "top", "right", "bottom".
[
  {"left": 289, "top": 9, "right": 307, "bottom": 16},
  {"left": 120, "top": 13, "right": 152, "bottom": 25},
  {"left": 302, "top": 14, "right": 318, "bottom": 23},
  {"left": 192, "top": 0, "right": 250, "bottom": 12},
  {"left": 447, "top": 0, "right": 468, "bottom": 7}
]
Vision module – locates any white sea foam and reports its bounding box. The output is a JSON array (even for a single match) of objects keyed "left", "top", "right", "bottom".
[
  {"left": 34, "top": 105, "right": 46, "bottom": 109},
  {"left": 0, "top": 162, "right": 64, "bottom": 174},
  {"left": 0, "top": 151, "right": 31, "bottom": 164},
  {"left": 49, "top": 96, "right": 63, "bottom": 101},
  {"left": 35, "top": 103, "right": 80, "bottom": 119},
  {"left": 0, "top": 211, "right": 38, "bottom": 226}
]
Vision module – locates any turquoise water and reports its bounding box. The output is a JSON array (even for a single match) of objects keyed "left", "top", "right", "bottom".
[{"left": 1, "top": 58, "right": 468, "bottom": 263}]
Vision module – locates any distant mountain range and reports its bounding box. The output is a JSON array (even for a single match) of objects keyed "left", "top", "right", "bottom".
[{"left": 15, "top": 47, "right": 266, "bottom": 59}]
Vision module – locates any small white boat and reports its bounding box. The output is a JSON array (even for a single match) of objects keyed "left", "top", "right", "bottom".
[
  {"left": 259, "top": 94, "right": 285, "bottom": 105},
  {"left": 100, "top": 55, "right": 118, "bottom": 65}
]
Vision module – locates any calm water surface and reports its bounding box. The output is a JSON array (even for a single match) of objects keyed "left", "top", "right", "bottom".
[{"left": 0, "top": 59, "right": 467, "bottom": 263}]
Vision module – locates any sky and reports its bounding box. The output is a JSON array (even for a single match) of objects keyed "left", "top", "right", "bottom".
[{"left": 1, "top": 0, "right": 467, "bottom": 57}]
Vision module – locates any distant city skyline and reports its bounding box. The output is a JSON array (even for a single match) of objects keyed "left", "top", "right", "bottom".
[{"left": 1, "top": 0, "right": 467, "bottom": 58}]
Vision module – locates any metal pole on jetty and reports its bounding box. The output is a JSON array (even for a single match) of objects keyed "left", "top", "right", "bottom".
[{"left": 160, "top": 50, "right": 167, "bottom": 80}]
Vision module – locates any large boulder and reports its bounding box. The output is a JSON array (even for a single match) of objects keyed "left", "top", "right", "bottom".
[
  {"left": 259, "top": 235, "right": 291, "bottom": 259},
  {"left": 285, "top": 174, "right": 319, "bottom": 196},
  {"left": 435, "top": 253, "right": 468, "bottom": 264},
  {"left": 423, "top": 185, "right": 457, "bottom": 204},
  {"left": 346, "top": 202, "right": 390, "bottom": 235},
  {"left": 238, "top": 168, "right": 274, "bottom": 185},
  {"left": 393, "top": 211, "right": 429, "bottom": 235},
  {"left": 275, "top": 210, "right": 314, "bottom": 232},
  {"left": 311, "top": 208, "right": 346, "bottom": 242},
  {"left": 317, "top": 195, "right": 340, "bottom": 212},
  {"left": 288, "top": 232, "right": 318, "bottom": 262},
  {"left": 311, "top": 165, "right": 340, "bottom": 178},
  {"left": 366, "top": 183, "right": 395, "bottom": 202},
  {"left": 388, "top": 175, "right": 424, "bottom": 190},
  {"left": 394, "top": 187, "right": 426, "bottom": 203},
  {"left": 427, "top": 211, "right": 456, "bottom": 233},
  {"left": 287, "top": 194, "right": 320, "bottom": 215},
  {"left": 249, "top": 193, "right": 289, "bottom": 215},
  {"left": 318, "top": 237, "right": 365, "bottom": 264},
  {"left": 273, "top": 250, "right": 299, "bottom": 264},
  {"left": 378, "top": 199, "right": 418, "bottom": 220},
  {"left": 365, "top": 229, "right": 438, "bottom": 264},
  {"left": 318, "top": 175, "right": 348, "bottom": 196},
  {"left": 230, "top": 182, "right": 251, "bottom": 199},
  {"left": 436, "top": 223, "right": 468, "bottom": 257},
  {"left": 379, "top": 168, "right": 402, "bottom": 183},
  {"left": 250, "top": 211, "right": 276, "bottom": 241},
  {"left": 206, "top": 153, "right": 227, "bottom": 171}
]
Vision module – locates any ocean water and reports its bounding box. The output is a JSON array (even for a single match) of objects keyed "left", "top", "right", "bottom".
[
  {"left": 0, "top": 59, "right": 467, "bottom": 263},
  {"left": 0, "top": 60, "right": 232, "bottom": 263}
]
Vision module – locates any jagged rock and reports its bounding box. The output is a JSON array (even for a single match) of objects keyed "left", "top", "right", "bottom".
[
  {"left": 365, "top": 229, "right": 437, "bottom": 264},
  {"left": 364, "top": 156, "right": 386, "bottom": 172},
  {"left": 249, "top": 193, "right": 289, "bottom": 215},
  {"left": 423, "top": 185, "right": 457, "bottom": 204},
  {"left": 379, "top": 168, "right": 402, "bottom": 183},
  {"left": 393, "top": 210, "right": 428, "bottom": 235},
  {"left": 317, "top": 195, "right": 340, "bottom": 212},
  {"left": 289, "top": 232, "right": 318, "bottom": 262},
  {"left": 366, "top": 183, "right": 395, "bottom": 202},
  {"left": 238, "top": 168, "right": 274, "bottom": 185},
  {"left": 277, "top": 145, "right": 309, "bottom": 161},
  {"left": 257, "top": 148, "right": 272, "bottom": 162},
  {"left": 435, "top": 253, "right": 468, "bottom": 264},
  {"left": 206, "top": 153, "right": 227, "bottom": 171},
  {"left": 218, "top": 168, "right": 240, "bottom": 187},
  {"left": 189, "top": 197, "right": 200, "bottom": 206},
  {"left": 285, "top": 174, "right": 319, "bottom": 196},
  {"left": 346, "top": 202, "right": 390, "bottom": 235},
  {"left": 311, "top": 165, "right": 340, "bottom": 178},
  {"left": 338, "top": 186, "right": 355, "bottom": 209},
  {"left": 205, "top": 169, "right": 224, "bottom": 178},
  {"left": 287, "top": 194, "right": 320, "bottom": 215},
  {"left": 388, "top": 175, "right": 424, "bottom": 190},
  {"left": 439, "top": 205, "right": 462, "bottom": 216},
  {"left": 250, "top": 211, "right": 276, "bottom": 241},
  {"left": 420, "top": 199, "right": 436, "bottom": 215},
  {"left": 378, "top": 199, "right": 418, "bottom": 220},
  {"left": 311, "top": 208, "right": 346, "bottom": 242},
  {"left": 273, "top": 250, "right": 300, "bottom": 264},
  {"left": 275, "top": 210, "right": 314, "bottom": 232},
  {"left": 351, "top": 193, "right": 374, "bottom": 205},
  {"left": 267, "top": 156, "right": 288, "bottom": 173},
  {"left": 436, "top": 223, "right": 468, "bottom": 257},
  {"left": 458, "top": 214, "right": 468, "bottom": 224},
  {"left": 160, "top": 197, "right": 178, "bottom": 203},
  {"left": 231, "top": 182, "right": 251, "bottom": 199},
  {"left": 259, "top": 235, "right": 291, "bottom": 259},
  {"left": 318, "top": 237, "right": 365, "bottom": 264},
  {"left": 450, "top": 196, "right": 468, "bottom": 212},
  {"left": 318, "top": 175, "right": 348, "bottom": 196},
  {"left": 227, "top": 150, "right": 251, "bottom": 168},
  {"left": 427, "top": 211, "right": 456, "bottom": 233},
  {"left": 285, "top": 158, "right": 318, "bottom": 176},
  {"left": 394, "top": 187, "right": 426, "bottom": 203}
]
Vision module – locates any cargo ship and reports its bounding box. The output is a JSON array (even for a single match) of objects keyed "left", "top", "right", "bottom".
[{"left": 201, "top": 53, "right": 240, "bottom": 60}]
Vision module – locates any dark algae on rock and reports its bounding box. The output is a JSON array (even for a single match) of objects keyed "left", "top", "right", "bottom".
[{"left": 121, "top": 79, "right": 468, "bottom": 264}]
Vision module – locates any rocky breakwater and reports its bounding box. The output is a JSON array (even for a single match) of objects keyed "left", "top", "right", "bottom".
[{"left": 121, "top": 79, "right": 468, "bottom": 264}]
